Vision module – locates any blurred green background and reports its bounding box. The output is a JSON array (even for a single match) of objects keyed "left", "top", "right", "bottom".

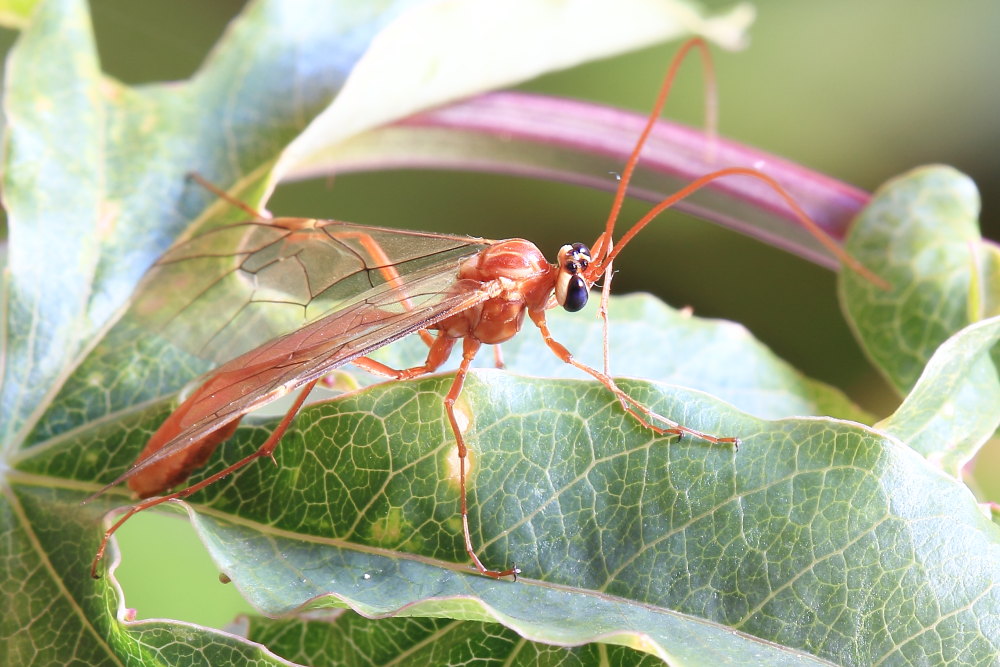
[{"left": 11, "top": 0, "right": 1000, "bottom": 631}]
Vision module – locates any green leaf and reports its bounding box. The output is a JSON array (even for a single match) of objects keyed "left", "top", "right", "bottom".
[
  {"left": 241, "top": 612, "right": 823, "bottom": 666},
  {"left": 877, "top": 316, "right": 1000, "bottom": 475},
  {"left": 7, "top": 485, "right": 294, "bottom": 665},
  {"left": 1, "top": 0, "right": 104, "bottom": 448},
  {"left": 838, "top": 166, "right": 1000, "bottom": 470},
  {"left": 30, "top": 368, "right": 996, "bottom": 664},
  {"left": 838, "top": 166, "right": 1000, "bottom": 395},
  {"left": 1, "top": 1, "right": 423, "bottom": 659}
]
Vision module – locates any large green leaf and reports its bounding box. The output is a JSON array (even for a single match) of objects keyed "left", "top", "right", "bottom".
[
  {"left": 21, "top": 349, "right": 998, "bottom": 664},
  {"left": 877, "top": 316, "right": 1000, "bottom": 475},
  {"left": 838, "top": 166, "right": 1000, "bottom": 472},
  {"left": 240, "top": 611, "right": 826, "bottom": 666},
  {"left": 242, "top": 613, "right": 676, "bottom": 666},
  {"left": 839, "top": 166, "right": 1000, "bottom": 395},
  {"left": 1, "top": 0, "right": 105, "bottom": 448}
]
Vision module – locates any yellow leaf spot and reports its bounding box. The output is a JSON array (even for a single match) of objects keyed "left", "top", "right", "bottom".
[
  {"left": 452, "top": 397, "right": 471, "bottom": 433},
  {"left": 443, "top": 430, "right": 474, "bottom": 489},
  {"left": 443, "top": 394, "right": 475, "bottom": 488},
  {"left": 444, "top": 514, "right": 463, "bottom": 534},
  {"left": 370, "top": 507, "right": 405, "bottom": 544}
]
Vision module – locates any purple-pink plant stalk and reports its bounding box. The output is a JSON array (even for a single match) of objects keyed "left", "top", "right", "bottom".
[{"left": 301, "top": 91, "right": 872, "bottom": 271}]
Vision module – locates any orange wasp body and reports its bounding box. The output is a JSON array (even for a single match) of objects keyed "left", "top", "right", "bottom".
[{"left": 91, "top": 39, "right": 878, "bottom": 579}]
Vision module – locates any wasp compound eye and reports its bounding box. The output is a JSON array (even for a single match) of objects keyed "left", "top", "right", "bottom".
[
  {"left": 566, "top": 243, "right": 591, "bottom": 271},
  {"left": 561, "top": 274, "right": 589, "bottom": 312},
  {"left": 555, "top": 243, "right": 593, "bottom": 311}
]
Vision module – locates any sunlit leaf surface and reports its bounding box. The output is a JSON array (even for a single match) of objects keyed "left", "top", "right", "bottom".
[
  {"left": 877, "top": 316, "right": 1000, "bottom": 475},
  {"left": 839, "top": 166, "right": 1000, "bottom": 472}
]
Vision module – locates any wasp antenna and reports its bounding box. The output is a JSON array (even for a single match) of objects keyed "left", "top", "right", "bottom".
[
  {"left": 606, "top": 166, "right": 890, "bottom": 290},
  {"left": 597, "top": 37, "right": 717, "bottom": 268},
  {"left": 589, "top": 232, "right": 609, "bottom": 265}
]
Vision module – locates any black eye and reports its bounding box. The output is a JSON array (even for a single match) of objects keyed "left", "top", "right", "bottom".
[
  {"left": 564, "top": 260, "right": 579, "bottom": 273},
  {"left": 570, "top": 243, "right": 590, "bottom": 270},
  {"left": 568, "top": 243, "right": 590, "bottom": 271},
  {"left": 562, "top": 275, "right": 588, "bottom": 312}
]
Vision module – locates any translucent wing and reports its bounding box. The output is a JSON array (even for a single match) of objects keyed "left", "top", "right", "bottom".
[
  {"left": 110, "top": 220, "right": 495, "bottom": 488},
  {"left": 132, "top": 217, "right": 495, "bottom": 363}
]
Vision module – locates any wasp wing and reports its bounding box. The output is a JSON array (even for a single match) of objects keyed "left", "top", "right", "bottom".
[
  {"left": 103, "top": 223, "right": 495, "bottom": 491},
  {"left": 133, "top": 218, "right": 495, "bottom": 363}
]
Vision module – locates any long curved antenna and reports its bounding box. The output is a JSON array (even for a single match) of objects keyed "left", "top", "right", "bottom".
[
  {"left": 591, "top": 37, "right": 717, "bottom": 265},
  {"left": 601, "top": 166, "right": 889, "bottom": 289}
]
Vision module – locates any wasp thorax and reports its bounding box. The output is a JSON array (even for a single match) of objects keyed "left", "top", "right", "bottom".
[
  {"left": 469, "top": 239, "right": 549, "bottom": 282},
  {"left": 554, "top": 243, "right": 591, "bottom": 313}
]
